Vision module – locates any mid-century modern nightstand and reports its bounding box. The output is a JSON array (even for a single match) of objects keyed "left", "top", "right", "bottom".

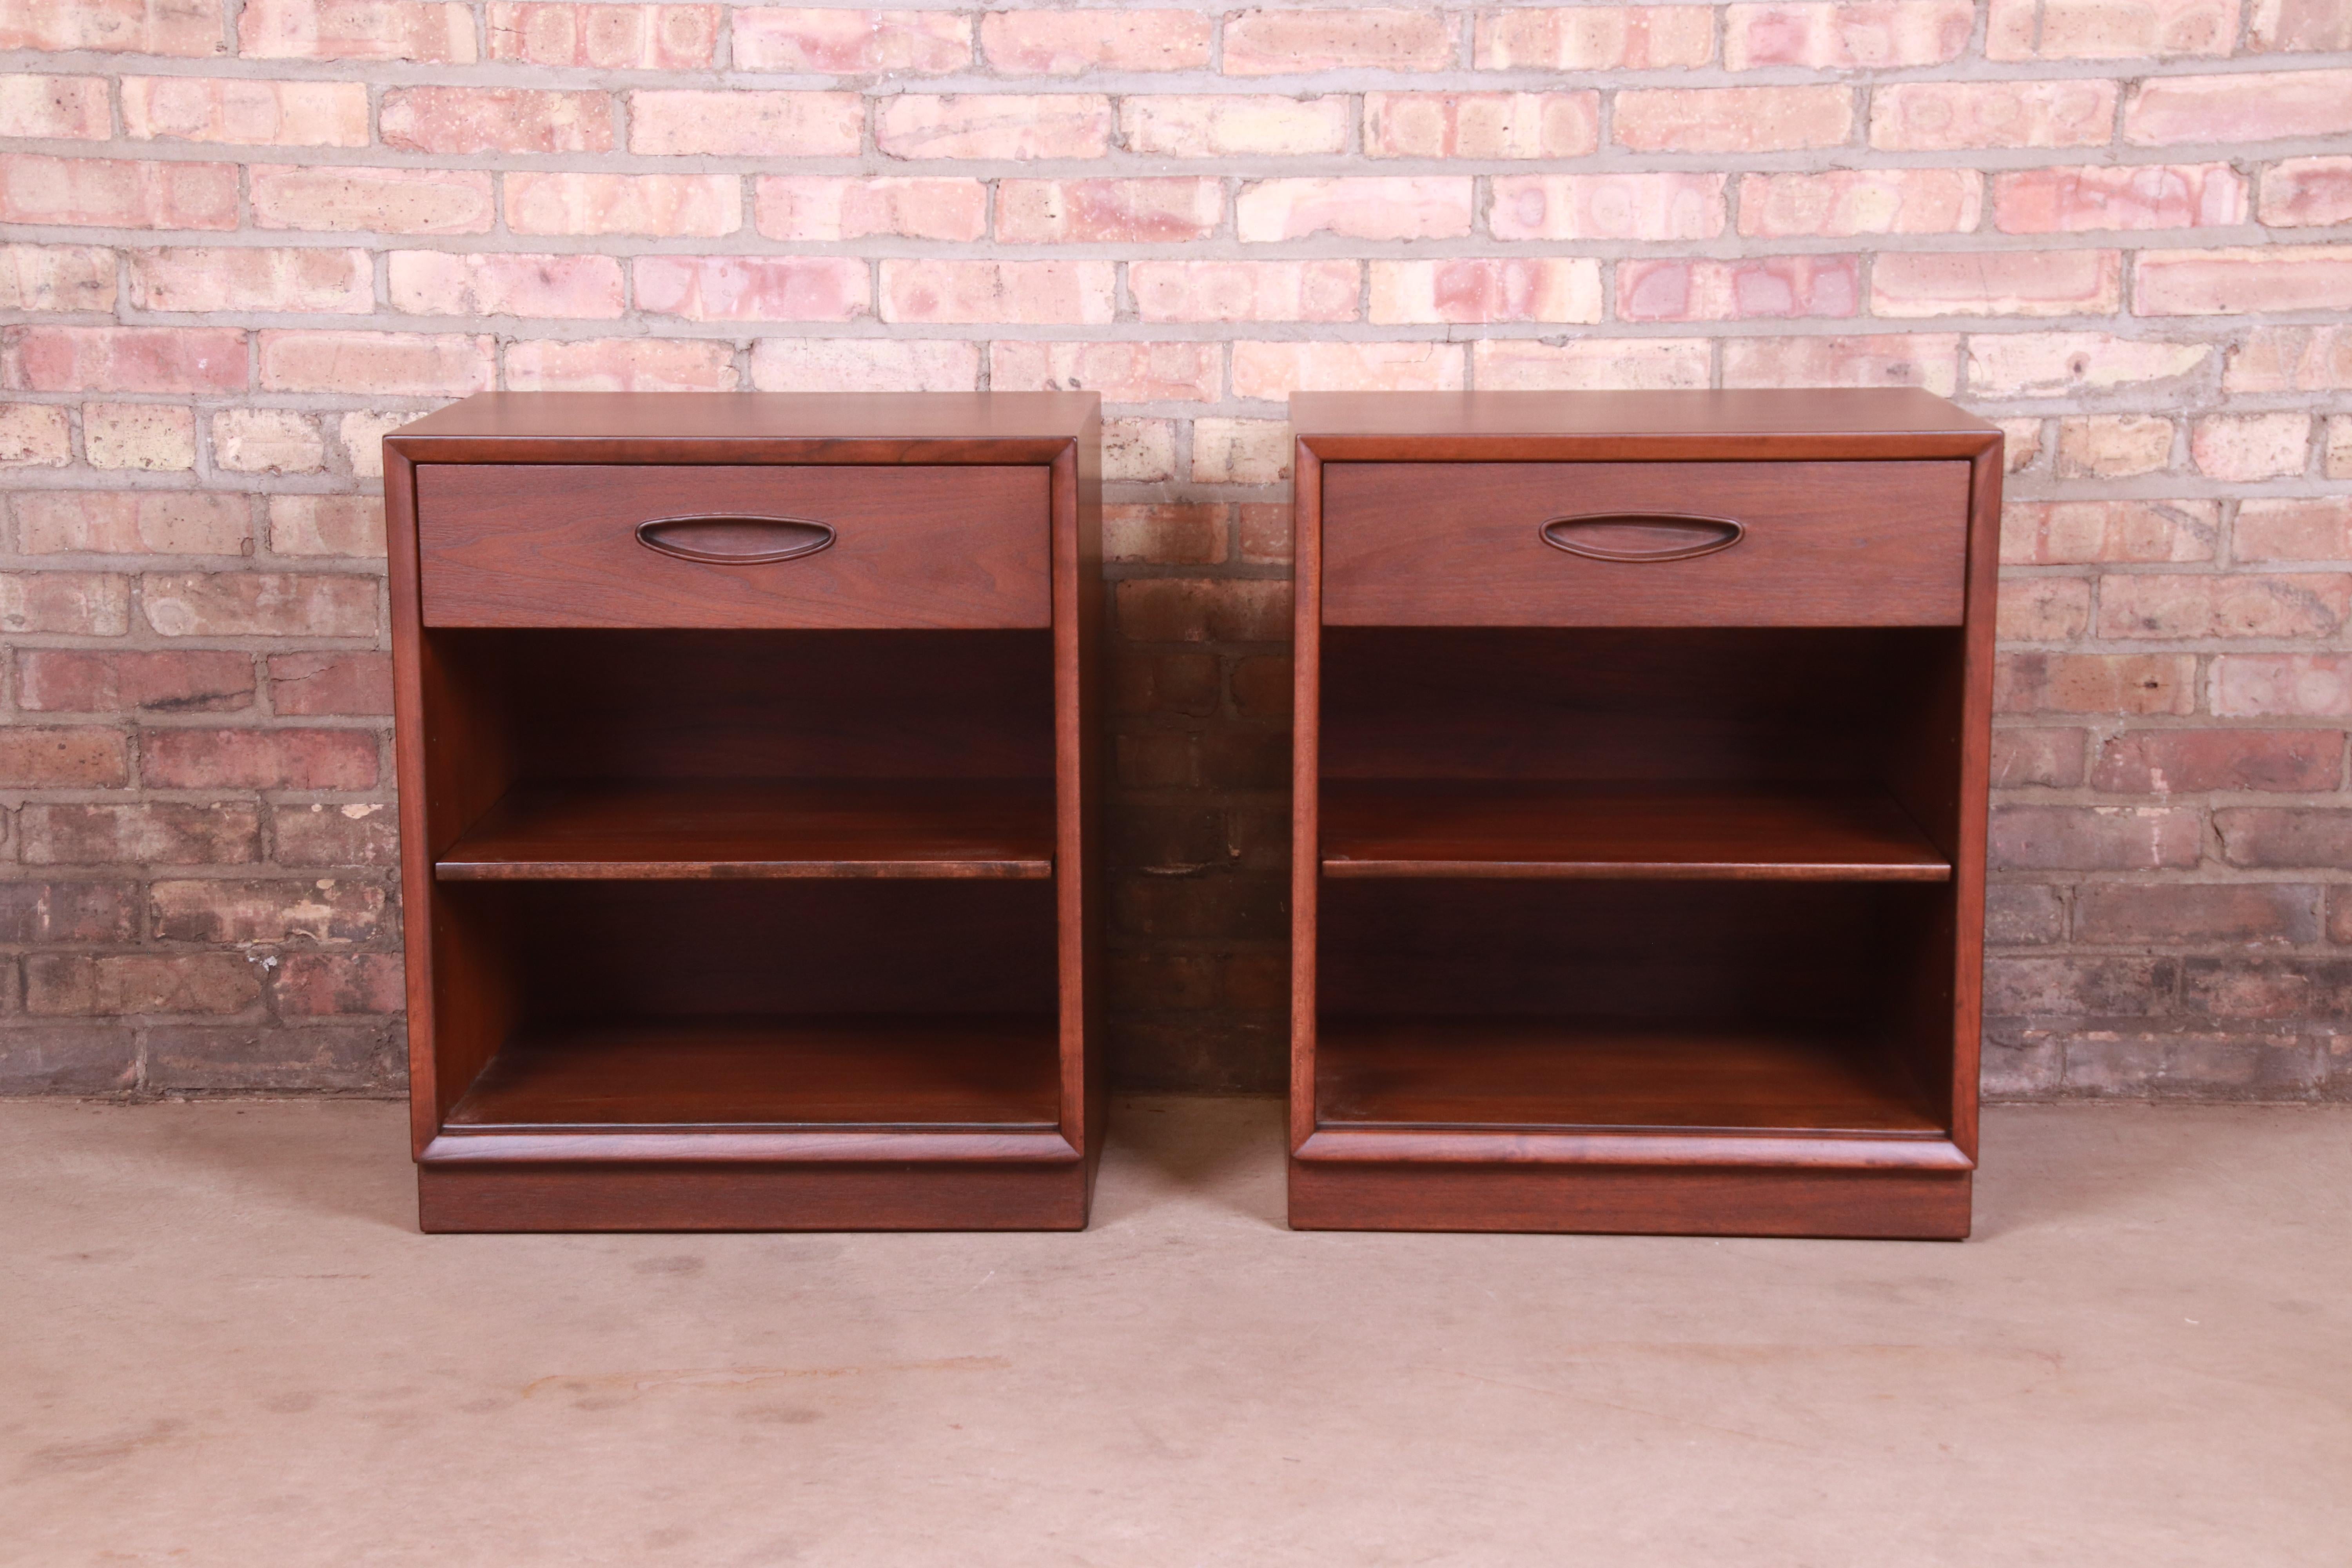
[
  {"left": 385, "top": 393, "right": 1103, "bottom": 1233},
  {"left": 1287, "top": 390, "right": 2002, "bottom": 1240}
]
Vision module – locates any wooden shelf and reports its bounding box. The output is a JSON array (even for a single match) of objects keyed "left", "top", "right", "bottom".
[
  {"left": 1315, "top": 1016, "right": 1943, "bottom": 1138},
  {"left": 445, "top": 1015, "right": 1061, "bottom": 1131},
  {"left": 436, "top": 780, "right": 1054, "bottom": 881},
  {"left": 1320, "top": 781, "right": 1950, "bottom": 882}
]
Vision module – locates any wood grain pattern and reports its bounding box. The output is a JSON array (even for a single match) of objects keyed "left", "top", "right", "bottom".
[
  {"left": 420, "top": 1162, "right": 1089, "bottom": 1233},
  {"left": 1322, "top": 461, "right": 1969, "bottom": 627}
]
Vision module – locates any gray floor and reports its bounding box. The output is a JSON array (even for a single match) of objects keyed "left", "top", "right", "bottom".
[{"left": 2, "top": 1098, "right": 2347, "bottom": 1567}]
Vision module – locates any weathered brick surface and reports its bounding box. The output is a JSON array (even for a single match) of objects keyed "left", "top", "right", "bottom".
[{"left": 0, "top": 2, "right": 2344, "bottom": 1101}]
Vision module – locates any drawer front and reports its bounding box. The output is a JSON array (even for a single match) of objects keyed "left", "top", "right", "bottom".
[
  {"left": 1321, "top": 461, "right": 1971, "bottom": 627},
  {"left": 416, "top": 464, "right": 1049, "bottom": 629}
]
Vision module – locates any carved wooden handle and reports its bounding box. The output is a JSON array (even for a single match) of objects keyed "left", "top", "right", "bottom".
[
  {"left": 1539, "top": 512, "right": 1745, "bottom": 563},
  {"left": 635, "top": 514, "right": 836, "bottom": 564}
]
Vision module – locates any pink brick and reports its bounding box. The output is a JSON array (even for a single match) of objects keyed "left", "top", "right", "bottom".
[
  {"left": 2327, "top": 417, "right": 2352, "bottom": 479},
  {"left": 2250, "top": 0, "right": 2352, "bottom": 50},
  {"left": 1996, "top": 652, "right": 2197, "bottom": 714},
  {"left": 142, "top": 728, "right": 378, "bottom": 790},
  {"left": 212, "top": 408, "right": 326, "bottom": 474},
  {"left": 240, "top": 0, "right": 476, "bottom": 61},
  {"left": 628, "top": 91, "right": 862, "bottom": 157},
  {"left": 382, "top": 87, "right": 612, "bottom": 154},
  {"left": 980, "top": 9, "right": 1209, "bottom": 72},
  {"left": 2127, "top": 70, "right": 2352, "bottom": 145},
  {"left": 2102, "top": 570, "right": 2346, "bottom": 639},
  {"left": 0, "top": 404, "right": 71, "bottom": 467},
  {"left": 1999, "top": 576, "right": 2092, "bottom": 641},
  {"left": 1107, "top": 419, "right": 1176, "bottom": 483},
  {"left": 2238, "top": 498, "right": 2352, "bottom": 562},
  {"left": 129, "top": 247, "right": 373, "bottom": 314},
  {"left": 1474, "top": 6, "right": 1715, "bottom": 67},
  {"left": 1364, "top": 93, "right": 1599, "bottom": 159},
  {"left": 2057, "top": 415, "right": 2175, "bottom": 477},
  {"left": 2191, "top": 413, "right": 2312, "bottom": 481},
  {"left": 486, "top": 2, "right": 719, "bottom": 66},
  {"left": 1236, "top": 177, "right": 1473, "bottom": 243},
  {"left": 2001, "top": 499, "right": 2218, "bottom": 564},
  {"left": 250, "top": 165, "right": 494, "bottom": 234},
  {"left": 0, "top": 76, "right": 110, "bottom": 139},
  {"left": 141, "top": 572, "right": 377, "bottom": 638},
  {"left": 1724, "top": 2, "right": 1974, "bottom": 68},
  {"left": 121, "top": 78, "right": 368, "bottom": 146},
  {"left": 0, "top": 726, "right": 128, "bottom": 786},
  {"left": 991, "top": 342, "right": 1221, "bottom": 404},
  {"left": 1737, "top": 169, "right": 1981, "bottom": 237},
  {"left": 1103, "top": 505, "right": 1228, "bottom": 566},
  {"left": 1119, "top": 96, "right": 1348, "bottom": 157},
  {"left": 15, "top": 648, "right": 253, "bottom": 713},
  {"left": 1130, "top": 260, "right": 1361, "bottom": 323},
  {"left": 1188, "top": 419, "right": 1287, "bottom": 484},
  {"left": 750, "top": 339, "right": 978, "bottom": 392},
  {"left": 1871, "top": 80, "right": 2119, "bottom": 150},
  {"left": 270, "top": 801, "right": 396, "bottom": 866},
  {"left": 83, "top": 403, "right": 194, "bottom": 471},
  {"left": 1985, "top": 0, "right": 2039, "bottom": 55},
  {"left": 0, "top": 0, "right": 222, "bottom": 55},
  {"left": 1871, "top": 250, "right": 2123, "bottom": 318},
  {"left": 1721, "top": 334, "right": 1963, "bottom": 395},
  {"left": 257, "top": 330, "right": 494, "bottom": 395},
  {"left": 388, "top": 252, "right": 625, "bottom": 318},
  {"left": 267, "top": 495, "right": 385, "bottom": 556},
  {"left": 0, "top": 570, "right": 131, "bottom": 634},
  {"left": 2094, "top": 729, "right": 2342, "bottom": 794},
  {"left": 1476, "top": 338, "right": 1713, "bottom": 391},
  {"left": 755, "top": 177, "right": 987, "bottom": 242},
  {"left": 505, "top": 172, "right": 740, "bottom": 236},
  {"left": 2261, "top": 157, "right": 2352, "bottom": 228},
  {"left": 2136, "top": 246, "right": 2352, "bottom": 315},
  {"left": 1222, "top": 8, "right": 1456, "bottom": 73},
  {"left": 1615, "top": 87, "right": 1854, "bottom": 153},
  {"left": 877, "top": 96, "right": 1111, "bottom": 160},
  {"left": 1370, "top": 259, "right": 1602, "bottom": 325},
  {"left": 3, "top": 326, "right": 245, "bottom": 394},
  {"left": 1967, "top": 333, "right": 2212, "bottom": 397},
  {"left": 2036, "top": 0, "right": 2241, "bottom": 57},
  {"left": 633, "top": 256, "right": 869, "bottom": 322},
  {"left": 13, "top": 491, "right": 249, "bottom": 554},
  {"left": 1994, "top": 163, "right": 2245, "bottom": 232},
  {"left": 267, "top": 651, "right": 391, "bottom": 713},
  {"left": 996, "top": 179, "right": 1221, "bottom": 243},
  {"left": 1620, "top": 255, "right": 1858, "bottom": 322},
  {"left": 2214, "top": 654, "right": 2352, "bottom": 715},
  {"left": 1233, "top": 343, "right": 1464, "bottom": 399},
  {"left": 878, "top": 260, "right": 1115, "bottom": 324},
  {"left": 1491, "top": 173, "right": 1725, "bottom": 241},
  {"left": 731, "top": 7, "right": 969, "bottom": 71},
  {"left": 0, "top": 245, "right": 116, "bottom": 312},
  {"left": 503, "top": 338, "right": 738, "bottom": 392},
  {"left": 0, "top": 154, "right": 238, "bottom": 230}
]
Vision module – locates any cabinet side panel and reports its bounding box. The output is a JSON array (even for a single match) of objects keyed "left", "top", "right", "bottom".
[
  {"left": 386, "top": 450, "right": 437, "bottom": 1156},
  {"left": 1291, "top": 445, "right": 1323, "bottom": 1154},
  {"left": 1949, "top": 445, "right": 2003, "bottom": 1161},
  {"left": 1051, "top": 434, "right": 1106, "bottom": 1176}
]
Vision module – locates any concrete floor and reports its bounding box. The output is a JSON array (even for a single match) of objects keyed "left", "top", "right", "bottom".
[{"left": 1, "top": 1100, "right": 2347, "bottom": 1568}]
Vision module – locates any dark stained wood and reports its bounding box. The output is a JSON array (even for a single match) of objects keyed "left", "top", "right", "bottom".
[
  {"left": 417, "top": 464, "right": 1048, "bottom": 630},
  {"left": 1322, "top": 461, "right": 1969, "bottom": 626},
  {"left": 420, "top": 1162, "right": 1089, "bottom": 1233},
  {"left": 436, "top": 779, "right": 1054, "bottom": 881},
  {"left": 1320, "top": 780, "right": 1950, "bottom": 881},
  {"left": 1289, "top": 441, "right": 1323, "bottom": 1155}
]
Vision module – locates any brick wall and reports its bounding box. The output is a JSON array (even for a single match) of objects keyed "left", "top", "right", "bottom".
[{"left": 2, "top": 0, "right": 2348, "bottom": 1099}]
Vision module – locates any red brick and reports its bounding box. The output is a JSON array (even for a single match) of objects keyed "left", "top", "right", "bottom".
[
  {"left": 2180, "top": 957, "right": 2340, "bottom": 1021},
  {"left": 1870, "top": 80, "right": 2118, "bottom": 150},
  {"left": 1991, "top": 805, "right": 2203, "bottom": 869},
  {"left": 1474, "top": 5, "right": 1715, "bottom": 67},
  {"left": 486, "top": 3, "right": 719, "bottom": 67},
  {"left": 1991, "top": 726, "right": 2089, "bottom": 787},
  {"left": 151, "top": 879, "right": 385, "bottom": 944},
  {"left": 0, "top": 881, "right": 140, "bottom": 944},
  {"left": 130, "top": 247, "right": 372, "bottom": 314},
  {"left": 1364, "top": 93, "right": 1599, "bottom": 159},
  {"left": 2212, "top": 654, "right": 2352, "bottom": 717},
  {"left": 275, "top": 953, "right": 404, "bottom": 1016},
  {"left": 1996, "top": 652, "right": 2198, "bottom": 715},
  {"left": 980, "top": 8, "right": 1209, "bottom": 73},
  {"left": 2000, "top": 576, "right": 2092, "bottom": 641},
  {"left": 381, "top": 87, "right": 611, "bottom": 154},
  {"left": 1475, "top": 338, "right": 1713, "bottom": 392},
  {"left": 0, "top": 571, "right": 132, "bottom": 633},
  {"left": 15, "top": 649, "right": 252, "bottom": 714},
  {"left": 0, "top": 728, "right": 129, "bottom": 786},
  {"left": 1109, "top": 950, "right": 1220, "bottom": 1012},
  {"left": 273, "top": 801, "right": 399, "bottom": 866},
  {"left": 503, "top": 338, "right": 738, "bottom": 392},
  {"left": 505, "top": 172, "right": 740, "bottom": 237},
  {"left": 250, "top": 165, "right": 494, "bottom": 234},
  {"left": 1116, "top": 580, "right": 1291, "bottom": 644},
  {"left": 1490, "top": 173, "right": 1725, "bottom": 241},
  {"left": 144, "top": 1024, "right": 399, "bottom": 1091},
  {"left": 1720, "top": 334, "right": 1961, "bottom": 394},
  {"left": 4, "top": 326, "right": 244, "bottom": 395},
  {"left": 2036, "top": 0, "right": 2241, "bottom": 56},
  {"left": 257, "top": 330, "right": 493, "bottom": 395},
  {"left": 141, "top": 727, "right": 377, "bottom": 789},
  {"left": 1984, "top": 955, "right": 2176, "bottom": 1014},
  {"left": 1232, "top": 342, "right": 1464, "bottom": 399},
  {"left": 1112, "top": 653, "right": 1218, "bottom": 717},
  {"left": 1372, "top": 259, "right": 1602, "bottom": 325},
  {"left": 1724, "top": 2, "right": 1974, "bottom": 68},
  {"left": 748, "top": 339, "right": 977, "bottom": 393},
  {"left": 267, "top": 651, "right": 392, "bottom": 715},
  {"left": 2078, "top": 882, "right": 2318, "bottom": 947},
  {"left": 239, "top": 0, "right": 475, "bottom": 61},
  {"left": 2101, "top": 572, "right": 2347, "bottom": 640},
  {"left": 0, "top": 245, "right": 116, "bottom": 312},
  {"left": 1231, "top": 655, "right": 1293, "bottom": 719},
  {"left": 1985, "top": 884, "right": 2066, "bottom": 944},
  {"left": 0, "top": 154, "right": 239, "bottom": 230},
  {"left": 1969, "top": 334, "right": 2211, "bottom": 398},
  {"left": 876, "top": 96, "right": 1111, "bottom": 160},
  {"left": 388, "top": 252, "right": 622, "bottom": 319},
  {"left": 29, "top": 954, "right": 263, "bottom": 1018},
  {"left": 2216, "top": 808, "right": 2352, "bottom": 868},
  {"left": 1994, "top": 163, "right": 2246, "bottom": 232},
  {"left": 13, "top": 491, "right": 250, "bottom": 554},
  {"left": 1737, "top": 168, "right": 1980, "bottom": 237},
  {"left": 731, "top": 7, "right": 969, "bottom": 71},
  {"left": 1223, "top": 8, "right": 1456, "bottom": 73},
  {"left": 121, "top": 77, "right": 367, "bottom": 146},
  {"left": 997, "top": 179, "right": 1220, "bottom": 243},
  {"left": 2000, "top": 499, "right": 2217, "bottom": 564},
  {"left": 2237, "top": 498, "right": 2352, "bottom": 562},
  {"left": 2333, "top": 886, "right": 2352, "bottom": 943},
  {"left": 633, "top": 256, "right": 869, "bottom": 323},
  {"left": 627, "top": 91, "right": 863, "bottom": 157},
  {"left": 2126, "top": 70, "right": 2352, "bottom": 145},
  {"left": 2094, "top": 729, "right": 2343, "bottom": 793},
  {"left": 1615, "top": 87, "right": 1853, "bottom": 153},
  {"left": 1238, "top": 506, "right": 1290, "bottom": 566},
  {"left": 1619, "top": 255, "right": 1858, "bottom": 322},
  {"left": 990, "top": 342, "right": 1220, "bottom": 404},
  {"left": 1104, "top": 504, "right": 1227, "bottom": 566},
  {"left": 2139, "top": 246, "right": 2352, "bottom": 316},
  {"left": 1201, "top": 728, "right": 1289, "bottom": 790},
  {"left": 0, "top": 0, "right": 223, "bottom": 55},
  {"left": 1119, "top": 96, "right": 1348, "bottom": 157},
  {"left": 17, "top": 802, "right": 260, "bottom": 865},
  {"left": 878, "top": 260, "right": 1115, "bottom": 325},
  {"left": 2261, "top": 157, "right": 2352, "bottom": 228},
  {"left": 267, "top": 496, "right": 385, "bottom": 557},
  {"left": 0, "top": 75, "right": 110, "bottom": 139},
  {"left": 755, "top": 177, "right": 987, "bottom": 243},
  {"left": 2250, "top": 0, "right": 2352, "bottom": 49},
  {"left": 1236, "top": 178, "right": 1473, "bottom": 243},
  {"left": 1873, "top": 250, "right": 2122, "bottom": 318},
  {"left": 1130, "top": 260, "right": 1359, "bottom": 323},
  {"left": 141, "top": 572, "right": 376, "bottom": 638}
]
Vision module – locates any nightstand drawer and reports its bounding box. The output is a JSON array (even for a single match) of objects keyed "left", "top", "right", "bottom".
[
  {"left": 416, "top": 464, "right": 1049, "bottom": 629},
  {"left": 1321, "top": 461, "right": 1970, "bottom": 627}
]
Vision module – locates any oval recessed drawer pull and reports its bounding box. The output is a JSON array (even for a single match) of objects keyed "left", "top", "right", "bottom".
[
  {"left": 1539, "top": 512, "right": 1746, "bottom": 563},
  {"left": 634, "top": 514, "right": 836, "bottom": 564}
]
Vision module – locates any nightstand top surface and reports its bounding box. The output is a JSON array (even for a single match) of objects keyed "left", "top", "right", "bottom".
[
  {"left": 1292, "top": 389, "right": 1998, "bottom": 460},
  {"left": 387, "top": 392, "right": 1099, "bottom": 455}
]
